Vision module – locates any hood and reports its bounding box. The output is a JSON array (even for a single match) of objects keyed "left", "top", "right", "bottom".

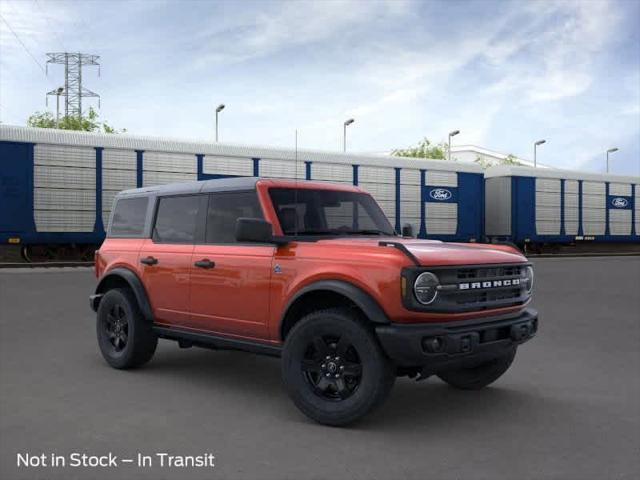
[
  {"left": 397, "top": 239, "right": 526, "bottom": 266},
  {"left": 313, "top": 237, "right": 526, "bottom": 266}
]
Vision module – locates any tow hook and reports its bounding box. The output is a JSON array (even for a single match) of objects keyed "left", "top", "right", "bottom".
[{"left": 510, "top": 322, "right": 533, "bottom": 341}]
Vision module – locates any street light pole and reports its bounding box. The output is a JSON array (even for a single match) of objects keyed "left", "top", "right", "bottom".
[
  {"left": 606, "top": 148, "right": 618, "bottom": 173},
  {"left": 343, "top": 118, "right": 354, "bottom": 152},
  {"left": 215, "top": 104, "right": 225, "bottom": 142},
  {"left": 55, "top": 87, "right": 64, "bottom": 128},
  {"left": 448, "top": 130, "right": 460, "bottom": 161},
  {"left": 534, "top": 139, "right": 546, "bottom": 168}
]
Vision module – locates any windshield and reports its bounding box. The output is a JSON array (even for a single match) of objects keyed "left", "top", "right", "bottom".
[{"left": 269, "top": 188, "right": 396, "bottom": 237}]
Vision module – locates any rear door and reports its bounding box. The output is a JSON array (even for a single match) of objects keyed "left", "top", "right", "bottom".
[
  {"left": 188, "top": 190, "right": 274, "bottom": 340},
  {"left": 139, "top": 194, "right": 204, "bottom": 327}
]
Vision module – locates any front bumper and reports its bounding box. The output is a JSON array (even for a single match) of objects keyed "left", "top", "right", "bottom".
[{"left": 376, "top": 308, "right": 538, "bottom": 371}]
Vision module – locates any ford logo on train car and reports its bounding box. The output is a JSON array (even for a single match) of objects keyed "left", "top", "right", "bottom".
[
  {"left": 611, "top": 197, "right": 629, "bottom": 208},
  {"left": 429, "top": 188, "right": 452, "bottom": 201}
]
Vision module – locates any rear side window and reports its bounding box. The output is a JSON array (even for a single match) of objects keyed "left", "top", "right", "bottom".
[
  {"left": 110, "top": 197, "right": 148, "bottom": 237},
  {"left": 206, "top": 191, "right": 263, "bottom": 243},
  {"left": 153, "top": 195, "right": 200, "bottom": 244}
]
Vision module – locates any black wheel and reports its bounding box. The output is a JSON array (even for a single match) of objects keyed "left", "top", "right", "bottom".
[
  {"left": 282, "top": 308, "right": 395, "bottom": 426},
  {"left": 437, "top": 347, "right": 517, "bottom": 390},
  {"left": 96, "top": 288, "right": 157, "bottom": 369}
]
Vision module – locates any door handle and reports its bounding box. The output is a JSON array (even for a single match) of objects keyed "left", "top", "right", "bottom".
[
  {"left": 140, "top": 256, "right": 159, "bottom": 266},
  {"left": 194, "top": 259, "right": 215, "bottom": 269}
]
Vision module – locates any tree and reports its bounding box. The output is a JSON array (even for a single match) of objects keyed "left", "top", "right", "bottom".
[
  {"left": 474, "top": 153, "right": 522, "bottom": 169},
  {"left": 27, "top": 107, "right": 126, "bottom": 134},
  {"left": 502, "top": 154, "right": 521, "bottom": 165},
  {"left": 474, "top": 155, "right": 492, "bottom": 169},
  {"left": 391, "top": 138, "right": 448, "bottom": 160}
]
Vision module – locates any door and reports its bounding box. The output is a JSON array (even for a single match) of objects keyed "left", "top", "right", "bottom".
[
  {"left": 189, "top": 190, "right": 274, "bottom": 340},
  {"left": 138, "top": 194, "right": 203, "bottom": 327},
  {"left": 0, "top": 142, "right": 34, "bottom": 235}
]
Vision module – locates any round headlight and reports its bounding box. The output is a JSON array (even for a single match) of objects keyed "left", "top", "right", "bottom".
[
  {"left": 525, "top": 266, "right": 534, "bottom": 293},
  {"left": 414, "top": 272, "right": 439, "bottom": 305}
]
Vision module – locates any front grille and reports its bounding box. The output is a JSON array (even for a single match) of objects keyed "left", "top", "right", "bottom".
[
  {"left": 454, "top": 287, "right": 523, "bottom": 307},
  {"left": 457, "top": 265, "right": 523, "bottom": 280},
  {"left": 440, "top": 264, "right": 530, "bottom": 311},
  {"left": 402, "top": 263, "right": 532, "bottom": 313}
]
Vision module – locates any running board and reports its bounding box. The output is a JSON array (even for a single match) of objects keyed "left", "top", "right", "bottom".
[{"left": 153, "top": 326, "right": 282, "bottom": 357}]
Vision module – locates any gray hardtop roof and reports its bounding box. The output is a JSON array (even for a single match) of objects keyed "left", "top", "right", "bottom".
[{"left": 117, "top": 177, "right": 260, "bottom": 198}]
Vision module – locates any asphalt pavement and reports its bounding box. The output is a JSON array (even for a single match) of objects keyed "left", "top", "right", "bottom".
[{"left": 1, "top": 257, "right": 639, "bottom": 480}]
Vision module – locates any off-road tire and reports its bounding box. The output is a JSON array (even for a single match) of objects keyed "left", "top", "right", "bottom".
[
  {"left": 437, "top": 347, "right": 517, "bottom": 390},
  {"left": 96, "top": 288, "right": 157, "bottom": 369},
  {"left": 281, "top": 308, "right": 395, "bottom": 426}
]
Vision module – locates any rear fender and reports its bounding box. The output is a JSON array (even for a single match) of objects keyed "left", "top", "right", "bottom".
[{"left": 93, "top": 267, "right": 153, "bottom": 322}]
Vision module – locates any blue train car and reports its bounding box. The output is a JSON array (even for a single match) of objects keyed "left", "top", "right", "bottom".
[
  {"left": 0, "top": 125, "right": 485, "bottom": 257},
  {"left": 484, "top": 165, "right": 640, "bottom": 246}
]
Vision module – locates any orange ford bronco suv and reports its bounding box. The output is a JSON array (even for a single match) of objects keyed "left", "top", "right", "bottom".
[{"left": 90, "top": 177, "right": 537, "bottom": 426}]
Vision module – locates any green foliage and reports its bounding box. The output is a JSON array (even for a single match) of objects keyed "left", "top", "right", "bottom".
[
  {"left": 393, "top": 137, "right": 526, "bottom": 168},
  {"left": 474, "top": 153, "right": 523, "bottom": 169},
  {"left": 502, "top": 154, "right": 521, "bottom": 165},
  {"left": 474, "top": 155, "right": 492, "bottom": 169},
  {"left": 27, "top": 107, "right": 126, "bottom": 134},
  {"left": 391, "top": 138, "right": 448, "bottom": 160}
]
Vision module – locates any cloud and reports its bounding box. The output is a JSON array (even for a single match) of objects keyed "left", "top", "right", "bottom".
[
  {"left": 330, "top": 0, "right": 626, "bottom": 153},
  {"left": 0, "top": 0, "right": 637, "bottom": 174},
  {"left": 0, "top": 1, "right": 69, "bottom": 121},
  {"left": 0, "top": 0, "right": 70, "bottom": 62},
  {"left": 485, "top": 0, "right": 620, "bottom": 104},
  {"left": 191, "top": 0, "right": 410, "bottom": 68}
]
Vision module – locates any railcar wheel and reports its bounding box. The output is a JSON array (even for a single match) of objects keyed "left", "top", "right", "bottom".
[{"left": 20, "top": 245, "right": 32, "bottom": 263}]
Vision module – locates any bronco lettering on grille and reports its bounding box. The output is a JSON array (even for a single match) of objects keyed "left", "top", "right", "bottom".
[{"left": 458, "top": 278, "right": 520, "bottom": 290}]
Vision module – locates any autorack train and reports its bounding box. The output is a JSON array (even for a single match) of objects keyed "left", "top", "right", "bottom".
[{"left": 1, "top": 125, "right": 638, "bottom": 260}]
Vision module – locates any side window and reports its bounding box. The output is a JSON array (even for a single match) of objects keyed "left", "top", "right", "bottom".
[
  {"left": 110, "top": 197, "right": 148, "bottom": 237},
  {"left": 274, "top": 203, "right": 307, "bottom": 234},
  {"left": 152, "top": 195, "right": 200, "bottom": 244},
  {"left": 206, "top": 191, "right": 263, "bottom": 244}
]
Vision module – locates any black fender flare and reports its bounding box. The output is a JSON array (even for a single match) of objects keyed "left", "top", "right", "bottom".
[
  {"left": 280, "top": 279, "right": 390, "bottom": 337},
  {"left": 94, "top": 267, "right": 154, "bottom": 322}
]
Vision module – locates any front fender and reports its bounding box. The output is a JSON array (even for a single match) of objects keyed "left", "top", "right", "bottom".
[{"left": 280, "top": 279, "right": 390, "bottom": 328}]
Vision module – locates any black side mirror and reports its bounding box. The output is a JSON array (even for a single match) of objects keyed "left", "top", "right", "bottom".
[
  {"left": 236, "top": 218, "right": 285, "bottom": 245},
  {"left": 401, "top": 223, "right": 414, "bottom": 238}
]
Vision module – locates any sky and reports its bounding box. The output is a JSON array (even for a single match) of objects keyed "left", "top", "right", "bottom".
[{"left": 0, "top": 0, "right": 639, "bottom": 175}]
